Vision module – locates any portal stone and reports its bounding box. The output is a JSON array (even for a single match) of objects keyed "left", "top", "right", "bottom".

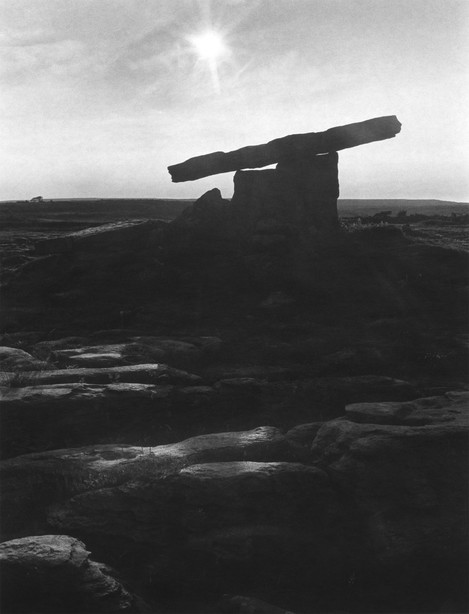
[{"left": 230, "top": 152, "right": 339, "bottom": 233}]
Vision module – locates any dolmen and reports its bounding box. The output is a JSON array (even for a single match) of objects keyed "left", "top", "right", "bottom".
[{"left": 168, "top": 116, "right": 401, "bottom": 233}]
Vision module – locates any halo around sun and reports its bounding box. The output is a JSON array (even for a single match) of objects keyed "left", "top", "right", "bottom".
[
  {"left": 189, "top": 30, "right": 227, "bottom": 62},
  {"left": 187, "top": 29, "right": 228, "bottom": 93}
]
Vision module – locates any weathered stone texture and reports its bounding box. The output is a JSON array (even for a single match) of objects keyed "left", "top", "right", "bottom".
[{"left": 0, "top": 535, "right": 149, "bottom": 612}]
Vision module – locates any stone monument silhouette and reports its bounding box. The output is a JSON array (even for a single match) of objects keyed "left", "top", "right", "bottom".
[{"left": 168, "top": 116, "right": 401, "bottom": 233}]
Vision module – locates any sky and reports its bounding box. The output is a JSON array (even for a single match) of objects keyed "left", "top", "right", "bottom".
[{"left": 1, "top": 0, "right": 468, "bottom": 201}]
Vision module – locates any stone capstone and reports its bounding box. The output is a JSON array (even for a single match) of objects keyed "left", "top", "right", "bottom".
[{"left": 167, "top": 116, "right": 401, "bottom": 182}]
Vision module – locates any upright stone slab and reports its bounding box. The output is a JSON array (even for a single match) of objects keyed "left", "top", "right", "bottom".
[{"left": 231, "top": 152, "right": 339, "bottom": 233}]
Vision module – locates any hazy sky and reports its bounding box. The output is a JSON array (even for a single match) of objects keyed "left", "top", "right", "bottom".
[{"left": 1, "top": 0, "right": 468, "bottom": 201}]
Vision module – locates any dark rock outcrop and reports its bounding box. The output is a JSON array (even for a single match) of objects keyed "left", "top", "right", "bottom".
[
  {"left": 0, "top": 534, "right": 149, "bottom": 613},
  {"left": 311, "top": 392, "right": 469, "bottom": 611}
]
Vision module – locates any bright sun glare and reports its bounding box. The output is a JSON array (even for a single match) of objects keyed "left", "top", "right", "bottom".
[
  {"left": 190, "top": 30, "right": 226, "bottom": 61},
  {"left": 188, "top": 30, "right": 227, "bottom": 93}
]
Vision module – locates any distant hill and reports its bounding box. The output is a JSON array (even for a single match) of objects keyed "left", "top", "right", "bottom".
[{"left": 338, "top": 199, "right": 469, "bottom": 217}]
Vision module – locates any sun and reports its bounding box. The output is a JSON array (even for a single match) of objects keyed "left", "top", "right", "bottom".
[
  {"left": 188, "top": 29, "right": 228, "bottom": 93},
  {"left": 190, "top": 30, "right": 226, "bottom": 62}
]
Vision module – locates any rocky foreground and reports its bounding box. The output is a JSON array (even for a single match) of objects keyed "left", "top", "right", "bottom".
[{"left": 0, "top": 195, "right": 468, "bottom": 613}]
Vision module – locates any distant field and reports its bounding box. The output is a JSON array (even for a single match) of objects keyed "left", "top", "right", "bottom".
[
  {"left": 0, "top": 198, "right": 467, "bottom": 262},
  {"left": 338, "top": 199, "right": 469, "bottom": 217},
  {"left": 2, "top": 198, "right": 468, "bottom": 231},
  {"left": 1, "top": 197, "right": 468, "bottom": 228},
  {"left": 0, "top": 198, "right": 193, "bottom": 228}
]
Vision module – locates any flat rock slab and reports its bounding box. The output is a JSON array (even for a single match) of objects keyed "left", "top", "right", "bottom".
[
  {"left": 0, "top": 381, "right": 218, "bottom": 458},
  {"left": 0, "top": 362, "right": 200, "bottom": 387},
  {"left": 51, "top": 340, "right": 201, "bottom": 368},
  {"left": 47, "top": 460, "right": 335, "bottom": 546},
  {"left": 0, "top": 382, "right": 173, "bottom": 407},
  {"left": 28, "top": 335, "right": 222, "bottom": 369},
  {"left": 0, "top": 426, "right": 294, "bottom": 540},
  {"left": 0, "top": 372, "right": 420, "bottom": 458},
  {"left": 0, "top": 535, "right": 148, "bottom": 613},
  {"left": 45, "top": 459, "right": 343, "bottom": 599},
  {"left": 345, "top": 390, "right": 469, "bottom": 426}
]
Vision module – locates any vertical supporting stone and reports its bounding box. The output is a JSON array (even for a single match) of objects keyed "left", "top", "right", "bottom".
[{"left": 231, "top": 152, "right": 339, "bottom": 234}]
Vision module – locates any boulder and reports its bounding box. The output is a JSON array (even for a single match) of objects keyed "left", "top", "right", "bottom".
[{"left": 0, "top": 534, "right": 149, "bottom": 613}]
